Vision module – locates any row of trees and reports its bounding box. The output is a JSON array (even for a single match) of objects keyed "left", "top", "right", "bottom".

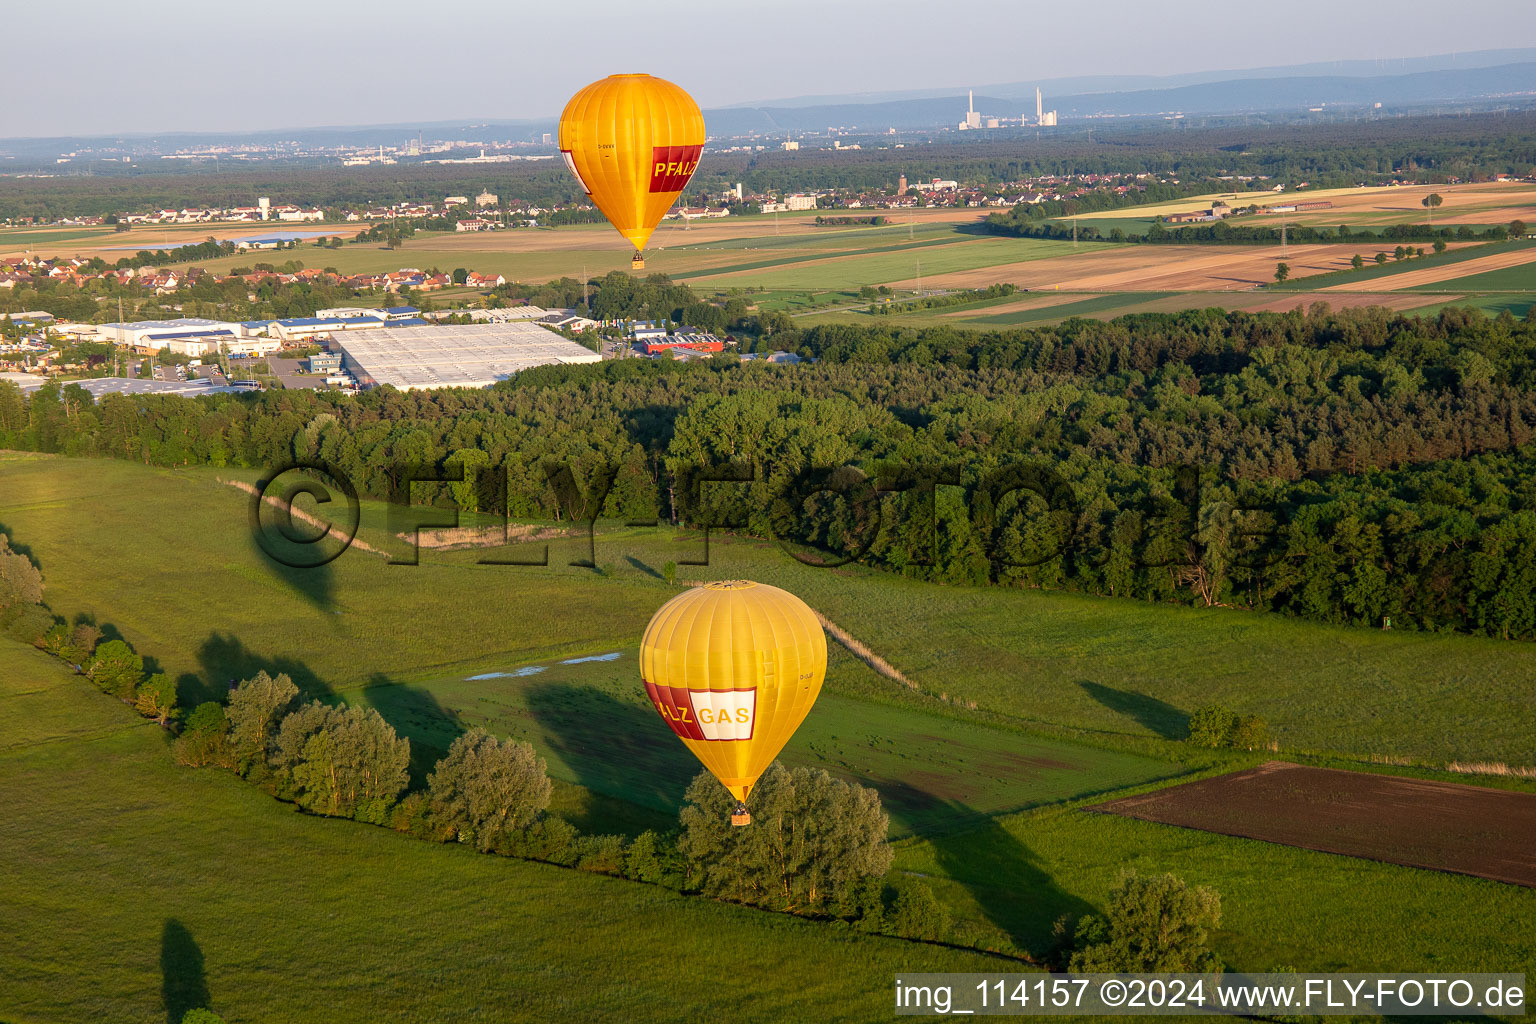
[
  {"left": 167, "top": 668, "right": 962, "bottom": 939},
  {"left": 0, "top": 537, "right": 179, "bottom": 723}
]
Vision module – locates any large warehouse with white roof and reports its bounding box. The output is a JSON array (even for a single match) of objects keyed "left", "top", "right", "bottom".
[{"left": 333, "top": 322, "right": 600, "bottom": 391}]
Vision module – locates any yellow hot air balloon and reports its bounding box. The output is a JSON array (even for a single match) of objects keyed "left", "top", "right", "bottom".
[
  {"left": 640, "top": 581, "right": 826, "bottom": 826},
  {"left": 558, "top": 74, "right": 705, "bottom": 269}
]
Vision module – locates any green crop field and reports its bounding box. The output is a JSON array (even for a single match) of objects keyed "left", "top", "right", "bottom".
[
  {"left": 0, "top": 643, "right": 1002, "bottom": 1024},
  {"left": 1407, "top": 261, "right": 1536, "bottom": 292},
  {"left": 675, "top": 237, "right": 1074, "bottom": 290},
  {"left": 0, "top": 226, "right": 114, "bottom": 249}
]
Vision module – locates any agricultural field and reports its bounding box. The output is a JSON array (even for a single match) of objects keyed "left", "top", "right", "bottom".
[
  {"left": 10, "top": 183, "right": 1532, "bottom": 330},
  {"left": 1094, "top": 762, "right": 1536, "bottom": 887},
  {"left": 1065, "top": 181, "right": 1536, "bottom": 232}
]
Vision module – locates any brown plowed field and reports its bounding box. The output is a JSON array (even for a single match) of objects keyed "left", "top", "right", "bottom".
[{"left": 1093, "top": 762, "right": 1536, "bottom": 887}]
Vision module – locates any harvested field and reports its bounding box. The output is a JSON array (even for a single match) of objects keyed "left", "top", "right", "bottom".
[
  {"left": 1231, "top": 292, "right": 1454, "bottom": 313},
  {"left": 1324, "top": 246, "right": 1536, "bottom": 292},
  {"left": 918, "top": 243, "right": 1362, "bottom": 292},
  {"left": 1094, "top": 761, "right": 1536, "bottom": 888}
]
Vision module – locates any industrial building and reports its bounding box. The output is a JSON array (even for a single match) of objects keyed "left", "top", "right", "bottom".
[
  {"left": 333, "top": 322, "right": 599, "bottom": 391},
  {"left": 242, "top": 315, "right": 387, "bottom": 343},
  {"left": 96, "top": 317, "right": 241, "bottom": 350},
  {"left": 0, "top": 372, "right": 241, "bottom": 398}
]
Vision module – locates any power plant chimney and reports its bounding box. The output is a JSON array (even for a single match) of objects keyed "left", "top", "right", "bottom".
[{"left": 1036, "top": 88, "right": 1043, "bottom": 122}]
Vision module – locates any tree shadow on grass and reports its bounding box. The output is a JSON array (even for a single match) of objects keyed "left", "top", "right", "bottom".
[
  {"left": 352, "top": 671, "right": 467, "bottom": 787},
  {"left": 192, "top": 633, "right": 462, "bottom": 784},
  {"left": 193, "top": 631, "right": 333, "bottom": 708},
  {"left": 623, "top": 555, "right": 664, "bottom": 580},
  {"left": 923, "top": 797, "right": 1096, "bottom": 960},
  {"left": 1078, "top": 680, "right": 1188, "bottom": 740},
  {"left": 160, "top": 918, "right": 209, "bottom": 1024},
  {"left": 0, "top": 521, "right": 38, "bottom": 566},
  {"left": 525, "top": 682, "right": 698, "bottom": 818}
]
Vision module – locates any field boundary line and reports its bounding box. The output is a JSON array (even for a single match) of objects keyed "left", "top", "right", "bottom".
[
  {"left": 812, "top": 610, "right": 920, "bottom": 692},
  {"left": 217, "top": 477, "right": 387, "bottom": 557}
]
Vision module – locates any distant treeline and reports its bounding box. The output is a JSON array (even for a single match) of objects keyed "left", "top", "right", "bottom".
[
  {"left": 814, "top": 215, "right": 888, "bottom": 226},
  {"left": 5, "top": 110, "right": 1535, "bottom": 222},
  {"left": 10, "top": 303, "right": 1536, "bottom": 639}
]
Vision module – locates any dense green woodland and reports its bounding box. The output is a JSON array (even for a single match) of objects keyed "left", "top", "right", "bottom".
[
  {"left": 4, "top": 112, "right": 1535, "bottom": 220},
  {"left": 8, "top": 304, "right": 1536, "bottom": 638}
]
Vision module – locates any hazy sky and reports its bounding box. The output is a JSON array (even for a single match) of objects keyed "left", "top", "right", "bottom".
[{"left": 7, "top": 0, "right": 1536, "bottom": 138}]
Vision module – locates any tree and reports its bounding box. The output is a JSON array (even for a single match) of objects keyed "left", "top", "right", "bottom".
[
  {"left": 890, "top": 881, "right": 950, "bottom": 940},
  {"left": 226, "top": 671, "right": 299, "bottom": 769},
  {"left": 452, "top": 267, "right": 469, "bottom": 285},
  {"left": 1421, "top": 192, "right": 1443, "bottom": 222},
  {"left": 283, "top": 703, "right": 411, "bottom": 820},
  {"left": 678, "top": 762, "right": 892, "bottom": 911},
  {"left": 1069, "top": 872, "right": 1222, "bottom": 972},
  {"left": 175, "top": 702, "right": 233, "bottom": 767},
  {"left": 428, "top": 727, "right": 552, "bottom": 851},
  {"left": 1186, "top": 705, "right": 1238, "bottom": 747},
  {"left": 1433, "top": 239, "right": 1447, "bottom": 254},
  {"left": 1374, "top": 251, "right": 1388, "bottom": 264},
  {"left": 87, "top": 639, "right": 144, "bottom": 698},
  {"left": 134, "top": 672, "right": 179, "bottom": 724},
  {"left": 662, "top": 560, "right": 677, "bottom": 586},
  {"left": 1350, "top": 254, "right": 1365, "bottom": 270},
  {"left": 1273, "top": 262, "right": 1290, "bottom": 284},
  {"left": 0, "top": 534, "right": 43, "bottom": 611}
]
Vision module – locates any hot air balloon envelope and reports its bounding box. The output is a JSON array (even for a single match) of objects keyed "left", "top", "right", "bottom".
[
  {"left": 558, "top": 74, "right": 706, "bottom": 261},
  {"left": 640, "top": 580, "right": 826, "bottom": 824}
]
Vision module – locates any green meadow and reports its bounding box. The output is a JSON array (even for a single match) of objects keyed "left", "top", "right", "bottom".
[
  {"left": 0, "top": 644, "right": 1002, "bottom": 1024},
  {"left": 4, "top": 453, "right": 1535, "bottom": 1023},
  {"left": 342, "top": 650, "right": 1179, "bottom": 837},
  {"left": 5, "top": 453, "right": 1535, "bottom": 770}
]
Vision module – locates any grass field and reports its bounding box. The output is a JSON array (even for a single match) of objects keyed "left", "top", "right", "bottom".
[
  {"left": 896, "top": 803, "right": 1536, "bottom": 973},
  {"left": 0, "top": 643, "right": 1004, "bottom": 1024},
  {"left": 5, "top": 453, "right": 1535, "bottom": 772},
  {"left": 5, "top": 452, "right": 1536, "bottom": 1020},
  {"left": 339, "top": 648, "right": 1179, "bottom": 837}
]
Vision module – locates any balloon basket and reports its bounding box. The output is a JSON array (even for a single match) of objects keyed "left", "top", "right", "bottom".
[
  {"left": 631, "top": 252, "right": 646, "bottom": 270},
  {"left": 730, "top": 802, "right": 751, "bottom": 827}
]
